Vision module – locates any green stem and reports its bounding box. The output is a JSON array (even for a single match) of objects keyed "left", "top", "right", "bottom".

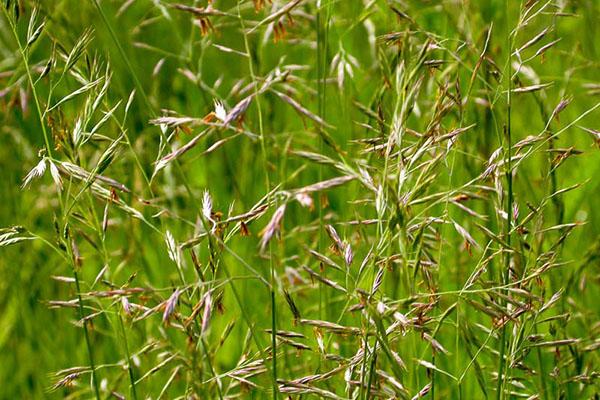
[
  {"left": 118, "top": 314, "right": 138, "bottom": 400},
  {"left": 496, "top": 2, "right": 513, "bottom": 399},
  {"left": 73, "top": 270, "right": 101, "bottom": 400},
  {"left": 237, "top": 3, "right": 277, "bottom": 397},
  {"left": 2, "top": 6, "right": 53, "bottom": 158}
]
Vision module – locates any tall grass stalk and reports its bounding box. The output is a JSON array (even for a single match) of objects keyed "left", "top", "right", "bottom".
[
  {"left": 2, "top": 1, "right": 600, "bottom": 399},
  {"left": 496, "top": 2, "right": 514, "bottom": 398}
]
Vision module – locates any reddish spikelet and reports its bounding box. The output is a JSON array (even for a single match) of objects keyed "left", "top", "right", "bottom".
[
  {"left": 51, "top": 373, "right": 80, "bottom": 391},
  {"left": 121, "top": 296, "right": 132, "bottom": 315},
  {"left": 259, "top": 204, "right": 286, "bottom": 251},
  {"left": 325, "top": 225, "right": 344, "bottom": 253},
  {"left": 201, "top": 292, "right": 212, "bottom": 335},
  {"left": 163, "top": 288, "right": 181, "bottom": 323},
  {"left": 343, "top": 243, "right": 353, "bottom": 266}
]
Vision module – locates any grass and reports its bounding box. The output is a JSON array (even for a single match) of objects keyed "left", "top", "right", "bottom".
[{"left": 1, "top": 0, "right": 600, "bottom": 398}]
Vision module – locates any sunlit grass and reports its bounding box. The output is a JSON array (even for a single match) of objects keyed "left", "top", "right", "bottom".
[{"left": 1, "top": 0, "right": 599, "bottom": 398}]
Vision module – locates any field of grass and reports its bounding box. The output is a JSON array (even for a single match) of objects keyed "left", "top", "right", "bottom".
[{"left": 1, "top": 0, "right": 600, "bottom": 398}]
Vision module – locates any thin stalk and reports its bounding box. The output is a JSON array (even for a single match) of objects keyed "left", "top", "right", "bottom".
[
  {"left": 237, "top": 3, "right": 277, "bottom": 397},
  {"left": 199, "top": 337, "right": 224, "bottom": 400},
  {"left": 84, "top": 192, "right": 141, "bottom": 400},
  {"left": 73, "top": 269, "right": 101, "bottom": 400},
  {"left": 61, "top": 194, "right": 100, "bottom": 399},
  {"left": 496, "top": 2, "right": 513, "bottom": 399},
  {"left": 118, "top": 314, "right": 138, "bottom": 400},
  {"left": 2, "top": 7, "right": 53, "bottom": 158},
  {"left": 6, "top": 11, "right": 100, "bottom": 389},
  {"left": 365, "top": 347, "right": 377, "bottom": 400}
]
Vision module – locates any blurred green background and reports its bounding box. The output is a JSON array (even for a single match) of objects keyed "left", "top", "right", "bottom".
[{"left": 1, "top": 0, "right": 600, "bottom": 398}]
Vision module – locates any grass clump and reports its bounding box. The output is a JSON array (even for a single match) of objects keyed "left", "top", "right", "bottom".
[{"left": 1, "top": 0, "right": 600, "bottom": 398}]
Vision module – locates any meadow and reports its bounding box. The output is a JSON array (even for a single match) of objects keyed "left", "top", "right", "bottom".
[{"left": 1, "top": 0, "right": 600, "bottom": 398}]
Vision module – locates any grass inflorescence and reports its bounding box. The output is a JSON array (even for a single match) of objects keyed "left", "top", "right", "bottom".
[{"left": 1, "top": 0, "right": 600, "bottom": 398}]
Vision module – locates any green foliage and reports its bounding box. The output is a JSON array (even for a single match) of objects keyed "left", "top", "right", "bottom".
[{"left": 1, "top": 0, "right": 599, "bottom": 398}]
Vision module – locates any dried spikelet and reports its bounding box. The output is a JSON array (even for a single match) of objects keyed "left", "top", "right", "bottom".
[
  {"left": 172, "top": 4, "right": 228, "bottom": 17},
  {"left": 47, "top": 299, "right": 80, "bottom": 309},
  {"left": 271, "top": 89, "right": 334, "bottom": 129},
  {"left": 278, "top": 336, "right": 311, "bottom": 351},
  {"left": 482, "top": 147, "right": 503, "bottom": 178},
  {"left": 376, "top": 301, "right": 387, "bottom": 315},
  {"left": 515, "top": 27, "right": 551, "bottom": 54},
  {"left": 453, "top": 220, "right": 480, "bottom": 252},
  {"left": 222, "top": 96, "right": 252, "bottom": 127},
  {"left": 87, "top": 288, "right": 146, "bottom": 298},
  {"left": 434, "top": 124, "right": 475, "bottom": 143},
  {"left": 154, "top": 130, "right": 209, "bottom": 173},
  {"left": 272, "top": 20, "right": 288, "bottom": 43},
  {"left": 163, "top": 288, "right": 181, "bottom": 323},
  {"left": 290, "top": 365, "right": 346, "bottom": 385},
  {"left": 222, "top": 202, "right": 269, "bottom": 224},
  {"left": 202, "top": 189, "right": 213, "bottom": 221},
  {"left": 165, "top": 230, "right": 181, "bottom": 266},
  {"left": 259, "top": 204, "right": 286, "bottom": 251},
  {"left": 213, "top": 100, "right": 227, "bottom": 122},
  {"left": 51, "top": 275, "right": 75, "bottom": 283},
  {"left": 58, "top": 161, "right": 130, "bottom": 192},
  {"left": 357, "top": 166, "right": 376, "bottom": 191},
  {"left": 371, "top": 267, "right": 385, "bottom": 295},
  {"left": 102, "top": 201, "right": 109, "bottom": 233},
  {"left": 265, "top": 329, "right": 305, "bottom": 339},
  {"left": 375, "top": 184, "right": 385, "bottom": 215},
  {"left": 307, "top": 249, "right": 342, "bottom": 272},
  {"left": 582, "top": 83, "right": 600, "bottom": 96},
  {"left": 294, "top": 192, "right": 313, "bottom": 209},
  {"left": 92, "top": 265, "right": 109, "bottom": 288},
  {"left": 299, "top": 319, "right": 361, "bottom": 335},
  {"left": 0, "top": 226, "right": 33, "bottom": 247},
  {"left": 423, "top": 332, "right": 448, "bottom": 354},
  {"left": 249, "top": 0, "right": 301, "bottom": 33},
  {"left": 411, "top": 383, "right": 431, "bottom": 399},
  {"left": 325, "top": 225, "right": 344, "bottom": 253},
  {"left": 393, "top": 311, "right": 410, "bottom": 328},
  {"left": 302, "top": 265, "right": 347, "bottom": 293},
  {"left": 150, "top": 116, "right": 197, "bottom": 128},
  {"left": 21, "top": 158, "right": 46, "bottom": 189},
  {"left": 551, "top": 96, "right": 572, "bottom": 122},
  {"left": 343, "top": 244, "right": 354, "bottom": 267},
  {"left": 532, "top": 38, "right": 561, "bottom": 59},
  {"left": 253, "top": 0, "right": 267, "bottom": 11},
  {"left": 193, "top": 17, "right": 214, "bottom": 36},
  {"left": 527, "top": 338, "right": 579, "bottom": 348},
  {"left": 512, "top": 82, "right": 553, "bottom": 93},
  {"left": 47, "top": 159, "right": 62, "bottom": 190},
  {"left": 291, "top": 175, "right": 355, "bottom": 194},
  {"left": 111, "top": 391, "right": 126, "bottom": 400},
  {"left": 284, "top": 266, "right": 306, "bottom": 286},
  {"left": 515, "top": 135, "right": 543, "bottom": 149},
  {"left": 184, "top": 297, "right": 205, "bottom": 327},
  {"left": 201, "top": 291, "right": 212, "bottom": 335},
  {"left": 277, "top": 380, "right": 344, "bottom": 399},
  {"left": 377, "top": 369, "right": 406, "bottom": 393},
  {"left": 70, "top": 238, "right": 82, "bottom": 268},
  {"left": 283, "top": 289, "right": 301, "bottom": 320},
  {"left": 239, "top": 221, "right": 250, "bottom": 236},
  {"left": 539, "top": 289, "right": 563, "bottom": 314},
  {"left": 172, "top": 4, "right": 225, "bottom": 35},
  {"left": 121, "top": 296, "right": 132, "bottom": 315},
  {"left": 133, "top": 304, "right": 161, "bottom": 322},
  {"left": 50, "top": 372, "right": 80, "bottom": 391}
]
